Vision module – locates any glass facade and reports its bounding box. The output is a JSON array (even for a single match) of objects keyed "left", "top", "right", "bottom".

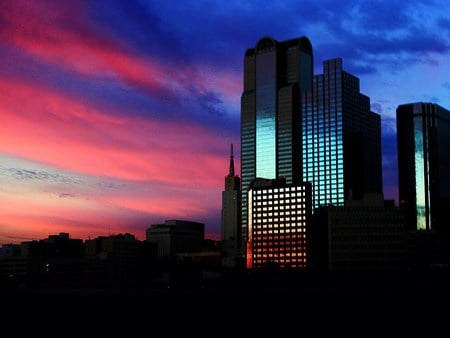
[
  {"left": 256, "top": 51, "right": 277, "bottom": 179},
  {"left": 397, "top": 102, "right": 450, "bottom": 232},
  {"left": 240, "top": 36, "right": 313, "bottom": 252},
  {"left": 303, "top": 76, "right": 345, "bottom": 209},
  {"left": 241, "top": 44, "right": 382, "bottom": 266},
  {"left": 303, "top": 58, "right": 381, "bottom": 210},
  {"left": 241, "top": 49, "right": 256, "bottom": 245},
  {"left": 413, "top": 116, "right": 427, "bottom": 230}
]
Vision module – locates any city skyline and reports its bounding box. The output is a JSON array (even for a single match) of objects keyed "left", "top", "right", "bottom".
[{"left": 1, "top": 0, "right": 450, "bottom": 244}]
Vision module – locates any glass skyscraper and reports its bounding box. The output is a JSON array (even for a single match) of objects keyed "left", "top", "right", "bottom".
[
  {"left": 397, "top": 102, "right": 450, "bottom": 233},
  {"left": 241, "top": 39, "right": 382, "bottom": 266},
  {"left": 302, "top": 58, "right": 382, "bottom": 210},
  {"left": 241, "top": 36, "right": 313, "bottom": 242}
]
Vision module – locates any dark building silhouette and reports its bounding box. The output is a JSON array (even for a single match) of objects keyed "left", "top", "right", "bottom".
[
  {"left": 20, "top": 232, "right": 85, "bottom": 286},
  {"left": 221, "top": 144, "right": 242, "bottom": 268},
  {"left": 247, "top": 177, "right": 312, "bottom": 269},
  {"left": 85, "top": 233, "right": 156, "bottom": 281},
  {"left": 240, "top": 36, "right": 313, "bottom": 252},
  {"left": 174, "top": 240, "right": 222, "bottom": 284},
  {"left": 406, "top": 229, "right": 448, "bottom": 270},
  {"left": 303, "top": 58, "right": 382, "bottom": 209},
  {"left": 21, "top": 232, "right": 84, "bottom": 258},
  {"left": 146, "top": 220, "right": 204, "bottom": 257},
  {"left": 0, "top": 244, "right": 21, "bottom": 257},
  {"left": 312, "top": 194, "right": 406, "bottom": 272},
  {"left": 0, "top": 244, "right": 26, "bottom": 285}
]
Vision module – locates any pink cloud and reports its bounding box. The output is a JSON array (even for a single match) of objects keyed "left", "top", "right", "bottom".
[
  {"left": 0, "top": 76, "right": 233, "bottom": 244},
  {"left": 0, "top": 1, "right": 240, "bottom": 245},
  {"left": 0, "top": 192, "right": 111, "bottom": 243},
  {"left": 0, "top": 1, "right": 176, "bottom": 95},
  {"left": 1, "top": 1, "right": 242, "bottom": 108},
  {"left": 0, "top": 78, "right": 229, "bottom": 188}
]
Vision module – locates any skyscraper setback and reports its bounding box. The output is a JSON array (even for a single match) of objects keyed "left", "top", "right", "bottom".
[
  {"left": 302, "top": 58, "right": 382, "bottom": 209},
  {"left": 240, "top": 37, "right": 383, "bottom": 266}
]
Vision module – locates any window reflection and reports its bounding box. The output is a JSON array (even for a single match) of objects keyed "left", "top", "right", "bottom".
[{"left": 414, "top": 117, "right": 427, "bottom": 230}]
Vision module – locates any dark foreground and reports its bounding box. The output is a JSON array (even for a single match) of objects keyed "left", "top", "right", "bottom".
[{"left": 1, "top": 271, "right": 449, "bottom": 334}]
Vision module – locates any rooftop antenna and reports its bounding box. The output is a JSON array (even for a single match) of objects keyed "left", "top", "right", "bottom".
[{"left": 229, "top": 143, "right": 235, "bottom": 176}]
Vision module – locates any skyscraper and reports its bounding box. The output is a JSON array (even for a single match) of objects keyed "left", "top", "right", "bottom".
[
  {"left": 302, "top": 58, "right": 382, "bottom": 209},
  {"left": 396, "top": 102, "right": 450, "bottom": 233},
  {"left": 240, "top": 36, "right": 313, "bottom": 243},
  {"left": 221, "top": 144, "right": 241, "bottom": 268}
]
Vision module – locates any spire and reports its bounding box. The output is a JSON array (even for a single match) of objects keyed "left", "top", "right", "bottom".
[{"left": 229, "top": 143, "right": 235, "bottom": 177}]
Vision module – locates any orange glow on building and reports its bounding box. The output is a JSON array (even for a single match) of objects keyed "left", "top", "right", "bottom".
[
  {"left": 247, "top": 179, "right": 312, "bottom": 269},
  {"left": 246, "top": 189, "right": 253, "bottom": 269}
]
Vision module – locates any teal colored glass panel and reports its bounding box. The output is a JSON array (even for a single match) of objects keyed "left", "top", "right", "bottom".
[
  {"left": 414, "top": 117, "right": 426, "bottom": 230},
  {"left": 256, "top": 52, "right": 276, "bottom": 179}
]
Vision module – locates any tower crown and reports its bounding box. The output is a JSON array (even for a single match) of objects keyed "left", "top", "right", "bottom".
[{"left": 228, "top": 143, "right": 235, "bottom": 177}]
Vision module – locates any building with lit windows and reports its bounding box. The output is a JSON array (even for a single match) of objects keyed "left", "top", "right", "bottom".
[
  {"left": 302, "top": 58, "right": 382, "bottom": 209},
  {"left": 397, "top": 102, "right": 450, "bottom": 262},
  {"left": 241, "top": 36, "right": 313, "bottom": 247},
  {"left": 247, "top": 178, "right": 312, "bottom": 269},
  {"left": 221, "top": 144, "right": 242, "bottom": 268}
]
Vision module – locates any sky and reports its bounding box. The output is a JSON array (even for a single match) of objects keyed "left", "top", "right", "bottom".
[{"left": 1, "top": 0, "right": 449, "bottom": 245}]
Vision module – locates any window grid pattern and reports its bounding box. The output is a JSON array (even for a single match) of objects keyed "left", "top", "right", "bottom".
[
  {"left": 248, "top": 185, "right": 310, "bottom": 268},
  {"left": 303, "top": 61, "right": 344, "bottom": 210}
]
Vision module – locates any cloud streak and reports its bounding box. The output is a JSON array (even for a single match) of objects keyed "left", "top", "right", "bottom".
[{"left": 1, "top": 0, "right": 449, "bottom": 244}]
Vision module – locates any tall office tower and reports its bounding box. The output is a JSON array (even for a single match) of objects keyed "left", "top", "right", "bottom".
[
  {"left": 302, "top": 58, "right": 382, "bottom": 209},
  {"left": 246, "top": 178, "right": 312, "bottom": 269},
  {"left": 221, "top": 144, "right": 241, "bottom": 268},
  {"left": 240, "top": 36, "right": 313, "bottom": 247},
  {"left": 396, "top": 103, "right": 450, "bottom": 233}
]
